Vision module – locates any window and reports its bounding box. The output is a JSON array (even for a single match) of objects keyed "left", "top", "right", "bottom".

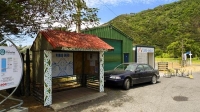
[
  {"left": 136, "top": 65, "right": 144, "bottom": 71},
  {"left": 115, "top": 63, "right": 129, "bottom": 70},
  {"left": 125, "top": 64, "right": 137, "bottom": 71},
  {"left": 143, "top": 64, "right": 153, "bottom": 71}
]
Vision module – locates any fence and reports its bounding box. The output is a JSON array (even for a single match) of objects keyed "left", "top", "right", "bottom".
[{"left": 157, "top": 62, "right": 168, "bottom": 71}]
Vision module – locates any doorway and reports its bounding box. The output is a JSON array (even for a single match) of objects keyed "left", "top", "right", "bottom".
[
  {"left": 148, "top": 53, "right": 154, "bottom": 68},
  {"left": 124, "top": 53, "right": 129, "bottom": 63}
]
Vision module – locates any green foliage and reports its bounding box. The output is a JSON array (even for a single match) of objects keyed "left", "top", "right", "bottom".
[
  {"left": 155, "top": 48, "right": 163, "bottom": 57},
  {"left": 0, "top": 0, "right": 99, "bottom": 37},
  {"left": 161, "top": 53, "right": 171, "bottom": 58},
  {"left": 18, "top": 45, "right": 31, "bottom": 53},
  {"left": 108, "top": 0, "right": 200, "bottom": 57}
]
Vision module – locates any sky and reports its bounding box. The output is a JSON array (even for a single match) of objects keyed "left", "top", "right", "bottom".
[
  {"left": 20, "top": 0, "right": 178, "bottom": 46},
  {"left": 86, "top": 0, "right": 178, "bottom": 23}
]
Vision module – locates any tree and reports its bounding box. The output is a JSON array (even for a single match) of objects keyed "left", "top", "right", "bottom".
[
  {"left": 167, "top": 38, "right": 200, "bottom": 58},
  {"left": 49, "top": 0, "right": 99, "bottom": 33},
  {"left": 109, "top": 0, "right": 200, "bottom": 57},
  {"left": 0, "top": 0, "right": 99, "bottom": 42}
]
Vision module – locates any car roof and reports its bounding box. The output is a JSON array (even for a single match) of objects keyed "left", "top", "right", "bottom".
[{"left": 122, "top": 62, "right": 148, "bottom": 65}]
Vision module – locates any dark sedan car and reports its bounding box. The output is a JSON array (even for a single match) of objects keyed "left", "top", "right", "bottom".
[{"left": 104, "top": 62, "right": 160, "bottom": 90}]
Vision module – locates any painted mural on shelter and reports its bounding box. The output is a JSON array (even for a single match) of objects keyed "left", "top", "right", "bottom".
[{"left": 52, "top": 52, "right": 73, "bottom": 77}]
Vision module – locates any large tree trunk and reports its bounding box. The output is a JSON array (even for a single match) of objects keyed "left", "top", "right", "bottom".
[{"left": 76, "top": 0, "right": 81, "bottom": 33}]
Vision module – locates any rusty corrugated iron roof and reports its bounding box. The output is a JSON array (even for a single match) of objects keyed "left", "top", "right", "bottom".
[{"left": 40, "top": 30, "right": 114, "bottom": 51}]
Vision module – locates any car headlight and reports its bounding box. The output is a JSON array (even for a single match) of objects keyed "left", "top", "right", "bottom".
[{"left": 110, "top": 75, "right": 121, "bottom": 79}]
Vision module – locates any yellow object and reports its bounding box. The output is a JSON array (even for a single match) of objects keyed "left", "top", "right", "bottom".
[{"left": 189, "top": 74, "right": 193, "bottom": 79}]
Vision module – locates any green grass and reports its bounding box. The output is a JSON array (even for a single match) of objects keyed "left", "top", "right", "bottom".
[
  {"left": 156, "top": 58, "right": 200, "bottom": 64},
  {"left": 155, "top": 58, "right": 180, "bottom": 62},
  {"left": 190, "top": 58, "right": 200, "bottom": 64}
]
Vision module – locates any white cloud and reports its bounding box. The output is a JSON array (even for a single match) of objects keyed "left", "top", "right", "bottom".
[
  {"left": 69, "top": 22, "right": 104, "bottom": 31},
  {"left": 52, "top": 22, "right": 65, "bottom": 27},
  {"left": 84, "top": 0, "right": 133, "bottom": 7},
  {"left": 85, "top": 0, "right": 178, "bottom": 7}
]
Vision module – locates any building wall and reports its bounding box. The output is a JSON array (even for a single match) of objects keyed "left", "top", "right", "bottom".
[
  {"left": 99, "top": 51, "right": 104, "bottom": 92},
  {"left": 74, "top": 52, "right": 83, "bottom": 84},
  {"left": 31, "top": 33, "right": 54, "bottom": 51},
  {"left": 31, "top": 33, "right": 54, "bottom": 84},
  {"left": 32, "top": 51, "right": 44, "bottom": 84},
  {"left": 44, "top": 50, "right": 52, "bottom": 106},
  {"left": 83, "top": 25, "right": 133, "bottom": 69},
  {"left": 101, "top": 38, "right": 122, "bottom": 70},
  {"left": 134, "top": 45, "right": 155, "bottom": 68}
]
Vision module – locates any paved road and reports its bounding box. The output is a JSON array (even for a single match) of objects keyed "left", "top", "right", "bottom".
[{"left": 61, "top": 71, "right": 200, "bottom": 112}]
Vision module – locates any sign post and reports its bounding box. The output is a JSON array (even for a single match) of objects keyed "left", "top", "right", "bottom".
[
  {"left": 189, "top": 53, "right": 192, "bottom": 65},
  {"left": 185, "top": 51, "right": 192, "bottom": 66},
  {"left": 0, "top": 39, "right": 24, "bottom": 111}
]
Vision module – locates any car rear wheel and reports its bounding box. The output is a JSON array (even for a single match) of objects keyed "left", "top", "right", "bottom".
[
  {"left": 151, "top": 75, "right": 157, "bottom": 84},
  {"left": 123, "top": 78, "right": 130, "bottom": 90}
]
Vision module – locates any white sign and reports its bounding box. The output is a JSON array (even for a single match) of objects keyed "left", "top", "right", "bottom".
[
  {"left": 136, "top": 47, "right": 154, "bottom": 64},
  {"left": 137, "top": 47, "right": 154, "bottom": 53},
  {"left": 52, "top": 52, "right": 73, "bottom": 77},
  {"left": 0, "top": 46, "right": 23, "bottom": 90}
]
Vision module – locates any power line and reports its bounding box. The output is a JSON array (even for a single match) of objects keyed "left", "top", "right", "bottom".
[
  {"left": 102, "top": 4, "right": 118, "bottom": 16},
  {"left": 99, "top": 1, "right": 135, "bottom": 39}
]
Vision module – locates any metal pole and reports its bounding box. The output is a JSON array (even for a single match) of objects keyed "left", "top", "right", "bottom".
[
  {"left": 181, "top": 39, "right": 184, "bottom": 67},
  {"left": 189, "top": 53, "right": 192, "bottom": 65}
]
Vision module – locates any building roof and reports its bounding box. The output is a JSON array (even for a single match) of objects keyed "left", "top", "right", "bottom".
[
  {"left": 82, "top": 24, "right": 133, "bottom": 41},
  {"left": 40, "top": 30, "right": 114, "bottom": 51}
]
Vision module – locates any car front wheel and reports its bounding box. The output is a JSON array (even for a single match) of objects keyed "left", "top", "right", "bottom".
[
  {"left": 123, "top": 78, "right": 130, "bottom": 90},
  {"left": 151, "top": 75, "right": 157, "bottom": 84}
]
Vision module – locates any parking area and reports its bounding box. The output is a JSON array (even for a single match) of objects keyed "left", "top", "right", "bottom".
[
  {"left": 2, "top": 65, "right": 199, "bottom": 112},
  {"left": 62, "top": 69, "right": 200, "bottom": 112}
]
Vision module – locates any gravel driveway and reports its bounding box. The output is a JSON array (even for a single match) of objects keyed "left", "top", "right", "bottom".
[{"left": 61, "top": 70, "right": 200, "bottom": 112}]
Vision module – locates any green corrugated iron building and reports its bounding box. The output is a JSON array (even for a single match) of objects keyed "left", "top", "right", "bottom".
[{"left": 82, "top": 24, "right": 134, "bottom": 71}]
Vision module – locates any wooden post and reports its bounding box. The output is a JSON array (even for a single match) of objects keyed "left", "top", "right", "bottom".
[
  {"left": 26, "top": 49, "right": 31, "bottom": 96},
  {"left": 21, "top": 53, "right": 25, "bottom": 96}
]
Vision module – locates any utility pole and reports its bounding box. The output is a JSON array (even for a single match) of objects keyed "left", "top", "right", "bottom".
[{"left": 181, "top": 39, "right": 184, "bottom": 67}]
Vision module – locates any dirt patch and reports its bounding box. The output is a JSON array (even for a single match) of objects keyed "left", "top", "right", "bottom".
[
  {"left": 173, "top": 96, "right": 188, "bottom": 101},
  {"left": 182, "top": 65, "right": 200, "bottom": 72},
  {"left": 0, "top": 90, "right": 53, "bottom": 112}
]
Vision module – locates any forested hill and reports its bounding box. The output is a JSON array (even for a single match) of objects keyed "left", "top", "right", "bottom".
[{"left": 108, "top": 0, "right": 200, "bottom": 57}]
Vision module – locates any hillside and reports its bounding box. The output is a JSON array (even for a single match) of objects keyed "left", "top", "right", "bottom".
[{"left": 108, "top": 0, "right": 200, "bottom": 57}]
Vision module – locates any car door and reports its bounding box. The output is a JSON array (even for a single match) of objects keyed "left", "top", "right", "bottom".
[
  {"left": 127, "top": 64, "right": 140, "bottom": 84},
  {"left": 143, "top": 64, "right": 154, "bottom": 82},
  {"left": 144, "top": 64, "right": 154, "bottom": 82},
  {"left": 135, "top": 64, "right": 145, "bottom": 83},
  {"left": 130, "top": 70, "right": 140, "bottom": 84}
]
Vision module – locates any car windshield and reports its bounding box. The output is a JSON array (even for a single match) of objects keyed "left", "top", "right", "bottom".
[{"left": 114, "top": 63, "right": 137, "bottom": 71}]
